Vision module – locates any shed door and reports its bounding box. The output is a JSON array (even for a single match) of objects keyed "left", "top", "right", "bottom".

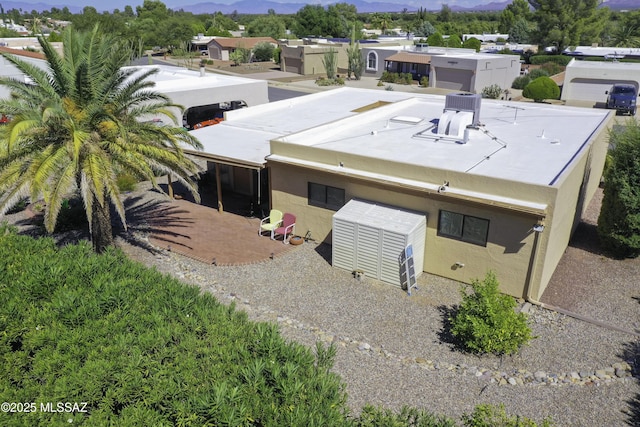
[
  {"left": 436, "top": 68, "right": 473, "bottom": 91},
  {"left": 332, "top": 218, "right": 356, "bottom": 271},
  {"left": 355, "top": 225, "right": 381, "bottom": 278}
]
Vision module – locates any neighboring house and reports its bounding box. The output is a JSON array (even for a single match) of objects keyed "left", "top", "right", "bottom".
[
  {"left": 429, "top": 52, "right": 521, "bottom": 93},
  {"left": 384, "top": 50, "right": 431, "bottom": 80},
  {"left": 562, "top": 45, "right": 640, "bottom": 59},
  {"left": 282, "top": 38, "right": 414, "bottom": 76},
  {"left": 207, "top": 37, "right": 277, "bottom": 61},
  {"left": 0, "top": 47, "right": 49, "bottom": 99},
  {"left": 280, "top": 41, "right": 350, "bottom": 76},
  {"left": 121, "top": 65, "right": 268, "bottom": 130},
  {"left": 561, "top": 58, "right": 640, "bottom": 104},
  {"left": 463, "top": 33, "right": 509, "bottom": 42},
  {"left": 184, "top": 87, "right": 612, "bottom": 301},
  {"left": 191, "top": 34, "right": 214, "bottom": 55}
]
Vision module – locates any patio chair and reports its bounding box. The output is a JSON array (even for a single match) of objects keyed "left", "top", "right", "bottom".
[
  {"left": 259, "top": 209, "right": 283, "bottom": 238},
  {"left": 273, "top": 213, "right": 296, "bottom": 244}
]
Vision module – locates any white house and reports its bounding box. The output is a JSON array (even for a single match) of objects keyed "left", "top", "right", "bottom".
[{"left": 561, "top": 58, "right": 640, "bottom": 104}]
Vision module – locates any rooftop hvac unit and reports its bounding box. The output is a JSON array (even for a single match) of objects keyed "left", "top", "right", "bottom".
[{"left": 444, "top": 93, "right": 481, "bottom": 126}]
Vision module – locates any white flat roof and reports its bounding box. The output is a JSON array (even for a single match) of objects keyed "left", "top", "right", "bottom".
[
  {"left": 185, "top": 88, "right": 431, "bottom": 168},
  {"left": 269, "top": 91, "right": 611, "bottom": 187},
  {"left": 122, "top": 65, "right": 264, "bottom": 92},
  {"left": 566, "top": 58, "right": 640, "bottom": 71}
]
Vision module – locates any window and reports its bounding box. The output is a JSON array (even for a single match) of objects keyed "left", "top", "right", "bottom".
[
  {"left": 367, "top": 51, "right": 378, "bottom": 71},
  {"left": 438, "top": 210, "right": 489, "bottom": 246},
  {"left": 308, "top": 182, "right": 345, "bottom": 210}
]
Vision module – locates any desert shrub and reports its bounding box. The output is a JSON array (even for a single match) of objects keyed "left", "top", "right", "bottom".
[
  {"left": 402, "top": 72, "right": 413, "bottom": 85},
  {"left": 116, "top": 173, "right": 137, "bottom": 192},
  {"left": 385, "top": 85, "right": 394, "bottom": 91},
  {"left": 528, "top": 68, "right": 549, "bottom": 80},
  {"left": 381, "top": 71, "right": 400, "bottom": 83},
  {"left": 315, "top": 77, "right": 345, "bottom": 86},
  {"left": 420, "top": 76, "right": 429, "bottom": 87},
  {"left": 377, "top": 80, "right": 384, "bottom": 87},
  {"left": 482, "top": 84, "right": 502, "bottom": 99},
  {"left": 530, "top": 55, "right": 572, "bottom": 66},
  {"left": 450, "top": 271, "right": 533, "bottom": 355},
  {"left": 252, "top": 41, "right": 275, "bottom": 62},
  {"left": 511, "top": 75, "right": 531, "bottom": 89},
  {"left": 597, "top": 121, "right": 640, "bottom": 258},
  {"left": 522, "top": 76, "right": 560, "bottom": 102},
  {"left": 0, "top": 233, "right": 350, "bottom": 426},
  {"left": 461, "top": 403, "right": 554, "bottom": 427},
  {"left": 538, "top": 62, "right": 564, "bottom": 76},
  {"left": 353, "top": 404, "right": 457, "bottom": 426}
]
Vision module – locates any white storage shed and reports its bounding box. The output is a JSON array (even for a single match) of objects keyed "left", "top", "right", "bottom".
[{"left": 332, "top": 199, "right": 427, "bottom": 287}]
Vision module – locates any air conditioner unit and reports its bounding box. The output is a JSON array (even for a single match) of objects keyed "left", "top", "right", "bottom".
[{"left": 444, "top": 93, "right": 482, "bottom": 126}]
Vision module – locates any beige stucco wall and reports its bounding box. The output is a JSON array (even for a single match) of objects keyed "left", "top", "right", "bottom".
[
  {"left": 280, "top": 44, "right": 349, "bottom": 76},
  {"left": 269, "top": 162, "right": 545, "bottom": 297},
  {"left": 529, "top": 113, "right": 612, "bottom": 300},
  {"left": 267, "top": 110, "right": 613, "bottom": 298}
]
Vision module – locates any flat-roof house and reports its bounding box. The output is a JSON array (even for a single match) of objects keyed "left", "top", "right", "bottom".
[
  {"left": 561, "top": 58, "right": 640, "bottom": 104},
  {"left": 245, "top": 88, "right": 613, "bottom": 300},
  {"left": 121, "top": 65, "right": 268, "bottom": 130},
  {"left": 207, "top": 37, "right": 277, "bottom": 61},
  {"left": 429, "top": 52, "right": 521, "bottom": 93}
]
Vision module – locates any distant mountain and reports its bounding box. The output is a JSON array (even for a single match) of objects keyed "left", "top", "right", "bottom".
[
  {"left": 13, "top": 0, "right": 640, "bottom": 15},
  {"left": 172, "top": 1, "right": 419, "bottom": 14}
]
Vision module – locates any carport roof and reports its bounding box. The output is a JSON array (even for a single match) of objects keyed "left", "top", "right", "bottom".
[
  {"left": 385, "top": 52, "right": 431, "bottom": 64},
  {"left": 184, "top": 88, "right": 445, "bottom": 169}
]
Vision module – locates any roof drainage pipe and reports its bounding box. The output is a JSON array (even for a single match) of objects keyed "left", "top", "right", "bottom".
[{"left": 523, "top": 224, "right": 640, "bottom": 338}]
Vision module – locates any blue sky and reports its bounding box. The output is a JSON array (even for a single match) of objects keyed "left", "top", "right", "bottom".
[{"left": 22, "top": 0, "right": 484, "bottom": 13}]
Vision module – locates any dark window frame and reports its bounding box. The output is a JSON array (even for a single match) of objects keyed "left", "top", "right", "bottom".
[
  {"left": 437, "top": 210, "right": 490, "bottom": 246},
  {"left": 308, "top": 182, "right": 345, "bottom": 210}
]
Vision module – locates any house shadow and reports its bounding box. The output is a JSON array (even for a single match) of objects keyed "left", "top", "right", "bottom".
[{"left": 568, "top": 221, "right": 604, "bottom": 256}]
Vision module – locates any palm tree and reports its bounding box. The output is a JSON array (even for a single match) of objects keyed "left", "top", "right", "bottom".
[{"left": 0, "top": 26, "right": 203, "bottom": 253}]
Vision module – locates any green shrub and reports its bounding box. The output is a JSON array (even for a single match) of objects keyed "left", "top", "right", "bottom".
[
  {"left": 597, "top": 121, "right": 640, "bottom": 258},
  {"left": 381, "top": 71, "right": 399, "bottom": 83},
  {"left": 539, "top": 62, "right": 564, "bottom": 76},
  {"left": 0, "top": 234, "right": 350, "bottom": 426},
  {"left": 530, "top": 55, "right": 572, "bottom": 66},
  {"left": 528, "top": 68, "right": 549, "bottom": 80},
  {"left": 353, "top": 404, "right": 456, "bottom": 426},
  {"left": 461, "top": 403, "right": 554, "bottom": 427},
  {"left": 315, "top": 77, "right": 345, "bottom": 86},
  {"left": 420, "top": 76, "right": 429, "bottom": 87},
  {"left": 450, "top": 271, "right": 533, "bottom": 355},
  {"left": 511, "top": 75, "right": 531, "bottom": 90},
  {"left": 522, "top": 76, "right": 560, "bottom": 102},
  {"left": 482, "top": 84, "right": 502, "bottom": 99},
  {"left": 116, "top": 173, "right": 138, "bottom": 192},
  {"left": 377, "top": 80, "right": 384, "bottom": 87},
  {"left": 403, "top": 73, "right": 413, "bottom": 85}
]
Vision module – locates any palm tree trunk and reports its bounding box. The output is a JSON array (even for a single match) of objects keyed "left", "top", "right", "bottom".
[{"left": 91, "top": 195, "right": 114, "bottom": 253}]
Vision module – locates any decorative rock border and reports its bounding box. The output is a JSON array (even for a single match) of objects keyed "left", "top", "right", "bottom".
[{"left": 167, "top": 251, "right": 637, "bottom": 388}]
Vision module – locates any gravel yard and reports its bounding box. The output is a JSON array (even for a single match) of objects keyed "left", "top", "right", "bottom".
[{"left": 4, "top": 185, "right": 639, "bottom": 426}]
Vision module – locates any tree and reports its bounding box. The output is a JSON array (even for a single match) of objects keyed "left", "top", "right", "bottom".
[
  {"left": 414, "top": 20, "right": 436, "bottom": 38},
  {"left": 438, "top": 4, "right": 453, "bottom": 23},
  {"left": 0, "top": 27, "right": 202, "bottom": 253},
  {"left": 294, "top": 4, "right": 328, "bottom": 37},
  {"left": 597, "top": 122, "right": 640, "bottom": 258},
  {"left": 247, "top": 15, "right": 286, "bottom": 39},
  {"left": 229, "top": 45, "right": 250, "bottom": 65},
  {"left": 522, "top": 76, "right": 560, "bottom": 102},
  {"left": 528, "top": 0, "right": 602, "bottom": 53},
  {"left": 462, "top": 36, "right": 481, "bottom": 51},
  {"left": 426, "top": 32, "right": 444, "bottom": 47},
  {"left": 327, "top": 3, "right": 359, "bottom": 38},
  {"left": 252, "top": 41, "right": 275, "bottom": 62},
  {"left": 509, "top": 17, "right": 531, "bottom": 43}
]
